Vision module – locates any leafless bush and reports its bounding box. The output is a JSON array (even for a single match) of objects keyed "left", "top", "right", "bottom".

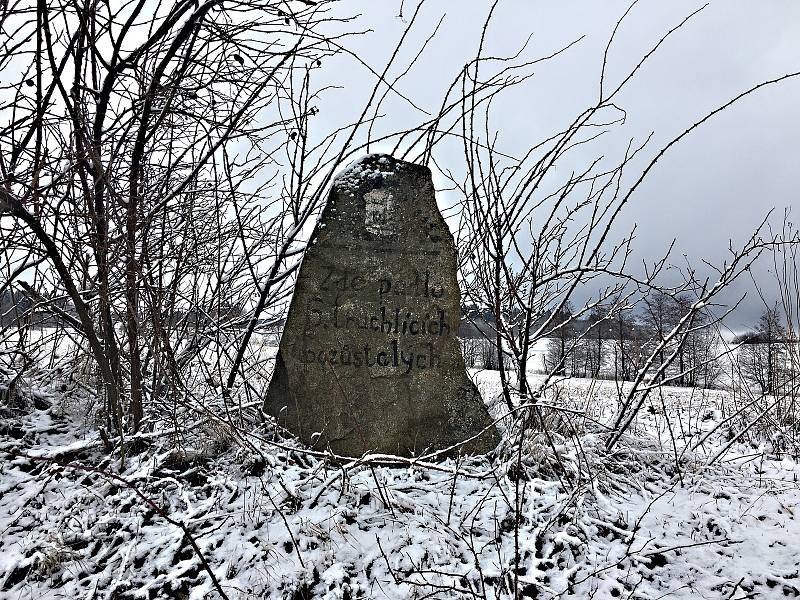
[{"left": 1, "top": 0, "right": 534, "bottom": 448}]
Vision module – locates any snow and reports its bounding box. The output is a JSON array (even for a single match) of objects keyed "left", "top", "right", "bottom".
[
  {"left": 1, "top": 366, "right": 799, "bottom": 598},
  {"left": 334, "top": 154, "right": 397, "bottom": 196}
]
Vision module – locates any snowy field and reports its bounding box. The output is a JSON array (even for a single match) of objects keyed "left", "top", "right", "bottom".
[{"left": 1, "top": 363, "right": 799, "bottom": 599}]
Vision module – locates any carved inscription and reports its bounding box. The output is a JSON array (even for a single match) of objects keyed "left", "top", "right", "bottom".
[
  {"left": 317, "top": 266, "right": 444, "bottom": 297},
  {"left": 301, "top": 268, "right": 449, "bottom": 374},
  {"left": 301, "top": 341, "right": 441, "bottom": 374}
]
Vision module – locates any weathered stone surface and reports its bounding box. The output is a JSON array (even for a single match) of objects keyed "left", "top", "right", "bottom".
[{"left": 265, "top": 154, "right": 499, "bottom": 457}]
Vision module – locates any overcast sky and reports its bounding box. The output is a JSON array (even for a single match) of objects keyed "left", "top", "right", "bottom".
[{"left": 314, "top": 0, "right": 800, "bottom": 330}]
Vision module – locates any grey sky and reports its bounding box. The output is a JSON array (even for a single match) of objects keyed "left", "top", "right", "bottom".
[{"left": 314, "top": 0, "right": 800, "bottom": 329}]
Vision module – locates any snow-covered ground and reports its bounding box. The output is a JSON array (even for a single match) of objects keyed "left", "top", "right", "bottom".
[{"left": 1, "top": 368, "right": 799, "bottom": 599}]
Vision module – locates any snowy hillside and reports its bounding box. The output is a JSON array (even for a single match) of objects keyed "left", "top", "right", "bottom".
[{"left": 2, "top": 369, "right": 799, "bottom": 599}]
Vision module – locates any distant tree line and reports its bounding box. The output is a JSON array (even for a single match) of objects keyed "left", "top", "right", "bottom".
[
  {"left": 461, "top": 291, "right": 723, "bottom": 390},
  {"left": 1, "top": 288, "right": 269, "bottom": 331},
  {"left": 0, "top": 289, "right": 71, "bottom": 327},
  {"left": 543, "top": 292, "right": 722, "bottom": 388},
  {"left": 733, "top": 304, "right": 798, "bottom": 399},
  {"left": 463, "top": 294, "right": 800, "bottom": 398}
]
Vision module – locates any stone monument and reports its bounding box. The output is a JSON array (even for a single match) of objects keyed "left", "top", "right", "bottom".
[{"left": 265, "top": 154, "right": 499, "bottom": 457}]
